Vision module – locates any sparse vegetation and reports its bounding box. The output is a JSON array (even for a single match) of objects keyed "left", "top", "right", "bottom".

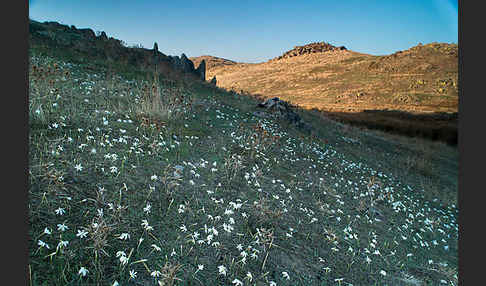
[
  {"left": 203, "top": 42, "right": 458, "bottom": 144},
  {"left": 28, "top": 23, "right": 458, "bottom": 285}
]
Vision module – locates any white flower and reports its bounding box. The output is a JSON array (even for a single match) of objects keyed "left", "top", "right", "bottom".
[
  {"left": 246, "top": 272, "right": 253, "bottom": 282},
  {"left": 55, "top": 207, "right": 66, "bottom": 215},
  {"left": 269, "top": 281, "right": 277, "bottom": 286},
  {"left": 57, "top": 240, "right": 69, "bottom": 250},
  {"left": 118, "top": 233, "right": 130, "bottom": 240},
  {"left": 151, "top": 174, "right": 158, "bottom": 181},
  {"left": 141, "top": 219, "right": 153, "bottom": 231},
  {"left": 57, "top": 223, "right": 68, "bottom": 232},
  {"left": 78, "top": 266, "right": 89, "bottom": 277},
  {"left": 380, "top": 270, "right": 387, "bottom": 276},
  {"left": 236, "top": 244, "right": 243, "bottom": 251},
  {"left": 151, "top": 270, "right": 162, "bottom": 277},
  {"left": 116, "top": 251, "right": 126, "bottom": 259},
  {"left": 282, "top": 271, "right": 290, "bottom": 280},
  {"left": 74, "top": 163, "right": 83, "bottom": 171},
  {"left": 365, "top": 256, "right": 371, "bottom": 264},
  {"left": 37, "top": 240, "right": 50, "bottom": 249},
  {"left": 223, "top": 223, "right": 234, "bottom": 233},
  {"left": 143, "top": 203, "right": 151, "bottom": 214},
  {"left": 232, "top": 278, "right": 243, "bottom": 286},
  {"left": 198, "top": 264, "right": 204, "bottom": 271},
  {"left": 76, "top": 229, "right": 89, "bottom": 238},
  {"left": 218, "top": 265, "right": 227, "bottom": 276},
  {"left": 112, "top": 281, "right": 119, "bottom": 286},
  {"left": 43, "top": 227, "right": 52, "bottom": 235},
  {"left": 151, "top": 244, "right": 161, "bottom": 252},
  {"left": 129, "top": 269, "right": 137, "bottom": 279},
  {"left": 120, "top": 255, "right": 129, "bottom": 265}
]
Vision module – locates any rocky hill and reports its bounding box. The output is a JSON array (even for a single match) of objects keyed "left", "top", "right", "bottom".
[
  {"left": 271, "top": 41, "right": 347, "bottom": 61},
  {"left": 29, "top": 19, "right": 206, "bottom": 80}
]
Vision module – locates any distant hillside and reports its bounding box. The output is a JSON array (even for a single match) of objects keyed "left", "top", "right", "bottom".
[
  {"left": 190, "top": 55, "right": 238, "bottom": 70},
  {"left": 204, "top": 42, "right": 458, "bottom": 114}
]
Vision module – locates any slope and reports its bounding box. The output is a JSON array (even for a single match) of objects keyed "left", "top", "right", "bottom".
[
  {"left": 28, "top": 24, "right": 458, "bottom": 286},
  {"left": 205, "top": 42, "right": 458, "bottom": 114}
]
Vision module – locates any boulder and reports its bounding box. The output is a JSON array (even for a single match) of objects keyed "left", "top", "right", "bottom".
[{"left": 256, "top": 97, "right": 311, "bottom": 132}]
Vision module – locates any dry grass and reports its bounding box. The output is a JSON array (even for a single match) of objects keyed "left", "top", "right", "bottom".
[
  {"left": 28, "top": 44, "right": 458, "bottom": 285},
  {"left": 202, "top": 42, "right": 458, "bottom": 119}
]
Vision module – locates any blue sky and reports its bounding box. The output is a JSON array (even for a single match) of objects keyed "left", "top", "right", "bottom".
[{"left": 29, "top": 0, "right": 458, "bottom": 63}]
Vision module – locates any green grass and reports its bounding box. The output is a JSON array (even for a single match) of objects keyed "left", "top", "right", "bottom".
[{"left": 28, "top": 49, "right": 458, "bottom": 286}]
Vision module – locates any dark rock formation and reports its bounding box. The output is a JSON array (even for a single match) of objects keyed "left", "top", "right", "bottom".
[
  {"left": 210, "top": 76, "right": 217, "bottom": 85},
  {"left": 168, "top": 54, "right": 195, "bottom": 74},
  {"left": 78, "top": 28, "right": 96, "bottom": 39},
  {"left": 29, "top": 20, "right": 207, "bottom": 81},
  {"left": 256, "top": 97, "right": 312, "bottom": 133},
  {"left": 99, "top": 31, "right": 108, "bottom": 41},
  {"left": 271, "top": 41, "right": 347, "bottom": 61},
  {"left": 195, "top": 59, "right": 206, "bottom": 81},
  {"left": 180, "top": 53, "right": 195, "bottom": 73}
]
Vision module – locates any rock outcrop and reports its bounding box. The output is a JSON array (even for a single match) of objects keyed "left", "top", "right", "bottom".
[
  {"left": 272, "top": 41, "right": 346, "bottom": 61},
  {"left": 256, "top": 97, "right": 312, "bottom": 133},
  {"left": 29, "top": 20, "right": 206, "bottom": 81},
  {"left": 195, "top": 59, "right": 206, "bottom": 81},
  {"left": 167, "top": 53, "right": 205, "bottom": 79}
]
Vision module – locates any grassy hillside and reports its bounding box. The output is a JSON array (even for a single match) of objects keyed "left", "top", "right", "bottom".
[
  {"left": 28, "top": 31, "right": 458, "bottom": 285},
  {"left": 198, "top": 43, "right": 458, "bottom": 145}
]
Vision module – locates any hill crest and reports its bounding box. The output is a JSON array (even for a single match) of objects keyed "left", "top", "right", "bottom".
[
  {"left": 190, "top": 55, "right": 238, "bottom": 70},
  {"left": 271, "top": 41, "right": 347, "bottom": 61}
]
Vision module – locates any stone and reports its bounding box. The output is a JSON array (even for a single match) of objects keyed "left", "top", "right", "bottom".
[
  {"left": 256, "top": 97, "right": 310, "bottom": 132},
  {"left": 99, "top": 31, "right": 108, "bottom": 41},
  {"left": 210, "top": 76, "right": 217, "bottom": 85},
  {"left": 180, "top": 53, "right": 195, "bottom": 73},
  {"left": 196, "top": 59, "right": 206, "bottom": 81}
]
